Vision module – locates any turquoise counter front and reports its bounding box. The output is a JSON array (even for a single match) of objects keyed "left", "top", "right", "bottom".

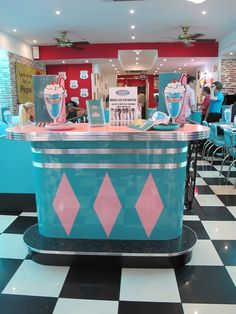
[{"left": 7, "top": 124, "right": 209, "bottom": 242}]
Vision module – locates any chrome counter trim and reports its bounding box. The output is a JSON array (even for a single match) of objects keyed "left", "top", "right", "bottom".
[
  {"left": 7, "top": 129, "right": 210, "bottom": 142},
  {"left": 32, "top": 161, "right": 187, "bottom": 169},
  {"left": 31, "top": 147, "right": 188, "bottom": 155}
]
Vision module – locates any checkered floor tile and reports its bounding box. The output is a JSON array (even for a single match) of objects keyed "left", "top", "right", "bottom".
[{"left": 0, "top": 155, "right": 235, "bottom": 314}]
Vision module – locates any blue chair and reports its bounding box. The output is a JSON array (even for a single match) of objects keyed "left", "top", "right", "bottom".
[
  {"left": 220, "top": 128, "right": 233, "bottom": 175},
  {"left": 0, "top": 121, "right": 7, "bottom": 137},
  {"left": 226, "top": 131, "right": 236, "bottom": 182},
  {"left": 202, "top": 123, "right": 215, "bottom": 160},
  {"left": 189, "top": 111, "right": 202, "bottom": 124},
  {"left": 209, "top": 124, "right": 225, "bottom": 166},
  {"left": 221, "top": 105, "right": 230, "bottom": 122},
  {"left": 11, "top": 115, "right": 19, "bottom": 126},
  {"left": 201, "top": 121, "right": 210, "bottom": 158}
]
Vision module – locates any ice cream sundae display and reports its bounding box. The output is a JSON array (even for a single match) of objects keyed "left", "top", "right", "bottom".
[
  {"left": 164, "top": 80, "right": 185, "bottom": 122},
  {"left": 44, "top": 82, "right": 65, "bottom": 123}
]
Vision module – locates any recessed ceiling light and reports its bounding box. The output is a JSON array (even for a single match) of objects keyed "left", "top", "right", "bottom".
[
  {"left": 136, "top": 57, "right": 139, "bottom": 60},
  {"left": 191, "top": 58, "right": 194, "bottom": 61},
  {"left": 184, "top": 64, "right": 187, "bottom": 67},
  {"left": 155, "top": 70, "right": 157, "bottom": 73},
  {"left": 117, "top": 71, "right": 119, "bottom": 73},
  {"left": 229, "top": 52, "right": 234, "bottom": 55},
  {"left": 202, "top": 10, "right": 207, "bottom": 15},
  {"left": 179, "top": 67, "right": 182, "bottom": 70},
  {"left": 33, "top": 40, "right": 37, "bottom": 43},
  {"left": 55, "top": 10, "right": 61, "bottom": 15},
  {"left": 129, "top": 9, "right": 135, "bottom": 14},
  {"left": 160, "top": 64, "right": 163, "bottom": 66},
  {"left": 13, "top": 29, "right": 17, "bottom": 32},
  {"left": 131, "top": 25, "right": 135, "bottom": 29},
  {"left": 112, "top": 64, "right": 115, "bottom": 67},
  {"left": 136, "top": 51, "right": 140, "bottom": 55},
  {"left": 131, "top": 36, "right": 136, "bottom": 40},
  {"left": 62, "top": 61, "right": 65, "bottom": 64},
  {"left": 157, "top": 67, "right": 160, "bottom": 70},
  {"left": 187, "top": 0, "right": 206, "bottom": 3},
  {"left": 163, "top": 58, "right": 167, "bottom": 61},
  {"left": 85, "top": 60, "right": 88, "bottom": 63},
  {"left": 115, "top": 68, "right": 117, "bottom": 70},
  {"left": 109, "top": 59, "right": 112, "bottom": 62},
  {"left": 136, "top": 62, "right": 139, "bottom": 65},
  {"left": 174, "top": 71, "right": 177, "bottom": 73}
]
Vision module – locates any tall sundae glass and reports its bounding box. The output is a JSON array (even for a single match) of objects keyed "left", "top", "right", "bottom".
[
  {"left": 164, "top": 80, "right": 185, "bottom": 123},
  {"left": 44, "top": 82, "right": 64, "bottom": 124}
]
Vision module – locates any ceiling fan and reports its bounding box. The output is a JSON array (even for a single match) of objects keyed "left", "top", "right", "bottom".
[
  {"left": 178, "top": 25, "right": 205, "bottom": 46},
  {"left": 55, "top": 31, "right": 90, "bottom": 50}
]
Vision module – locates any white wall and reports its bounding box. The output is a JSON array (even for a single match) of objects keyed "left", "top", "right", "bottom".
[
  {"left": 103, "top": 73, "right": 117, "bottom": 91},
  {"left": 219, "top": 30, "right": 236, "bottom": 57},
  {"left": 0, "top": 30, "right": 32, "bottom": 59}
]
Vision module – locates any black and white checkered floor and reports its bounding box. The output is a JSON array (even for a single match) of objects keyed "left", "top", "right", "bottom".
[{"left": 0, "top": 157, "right": 235, "bottom": 314}]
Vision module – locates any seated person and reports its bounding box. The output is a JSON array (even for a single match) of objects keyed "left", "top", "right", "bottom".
[
  {"left": 205, "top": 81, "right": 224, "bottom": 123},
  {"left": 66, "top": 100, "right": 87, "bottom": 122},
  {"left": 18, "top": 102, "right": 35, "bottom": 126},
  {"left": 200, "top": 86, "right": 210, "bottom": 122}
]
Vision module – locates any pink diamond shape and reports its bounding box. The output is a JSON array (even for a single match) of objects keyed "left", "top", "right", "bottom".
[
  {"left": 135, "top": 174, "right": 164, "bottom": 237},
  {"left": 53, "top": 173, "right": 80, "bottom": 235},
  {"left": 94, "top": 173, "right": 121, "bottom": 237}
]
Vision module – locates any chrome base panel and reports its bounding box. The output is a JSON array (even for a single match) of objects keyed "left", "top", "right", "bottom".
[{"left": 24, "top": 224, "right": 197, "bottom": 268}]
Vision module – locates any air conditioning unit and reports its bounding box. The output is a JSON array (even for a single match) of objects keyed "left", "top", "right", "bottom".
[{"left": 125, "top": 70, "right": 148, "bottom": 74}]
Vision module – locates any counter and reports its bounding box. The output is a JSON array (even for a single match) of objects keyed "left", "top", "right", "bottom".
[{"left": 7, "top": 123, "right": 209, "bottom": 267}]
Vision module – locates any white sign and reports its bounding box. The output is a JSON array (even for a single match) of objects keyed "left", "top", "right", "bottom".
[
  {"left": 80, "top": 88, "right": 89, "bottom": 98},
  {"left": 70, "top": 80, "right": 78, "bottom": 89},
  {"left": 109, "top": 87, "right": 138, "bottom": 126},
  {"left": 80, "top": 70, "right": 89, "bottom": 79}
]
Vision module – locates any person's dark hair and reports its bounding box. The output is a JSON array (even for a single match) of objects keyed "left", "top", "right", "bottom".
[
  {"left": 138, "top": 88, "right": 145, "bottom": 94},
  {"left": 213, "top": 81, "right": 223, "bottom": 91},
  {"left": 66, "top": 100, "right": 78, "bottom": 108},
  {"left": 187, "top": 76, "right": 196, "bottom": 84},
  {"left": 203, "top": 86, "right": 210, "bottom": 95}
]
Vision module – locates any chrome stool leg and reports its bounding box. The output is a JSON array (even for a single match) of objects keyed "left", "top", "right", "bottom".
[
  {"left": 206, "top": 143, "right": 215, "bottom": 161},
  {"left": 226, "top": 159, "right": 236, "bottom": 182},
  {"left": 202, "top": 140, "right": 210, "bottom": 159},
  {"left": 211, "top": 146, "right": 223, "bottom": 167},
  {"left": 220, "top": 154, "right": 230, "bottom": 175}
]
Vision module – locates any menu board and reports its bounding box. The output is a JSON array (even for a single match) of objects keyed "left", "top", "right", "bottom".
[{"left": 109, "top": 87, "right": 137, "bottom": 126}]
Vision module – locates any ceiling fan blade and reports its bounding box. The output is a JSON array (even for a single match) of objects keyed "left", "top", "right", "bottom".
[
  {"left": 195, "top": 38, "right": 216, "bottom": 42},
  {"left": 190, "top": 33, "right": 205, "bottom": 40},
  {"left": 72, "top": 41, "right": 90, "bottom": 45}
]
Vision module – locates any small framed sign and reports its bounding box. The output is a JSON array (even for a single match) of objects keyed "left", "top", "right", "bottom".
[{"left": 86, "top": 100, "right": 105, "bottom": 127}]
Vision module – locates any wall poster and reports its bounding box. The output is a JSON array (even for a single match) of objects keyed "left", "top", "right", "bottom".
[{"left": 16, "top": 63, "right": 45, "bottom": 104}]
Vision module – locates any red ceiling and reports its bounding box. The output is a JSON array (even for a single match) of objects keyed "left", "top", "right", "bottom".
[{"left": 39, "top": 42, "right": 219, "bottom": 60}]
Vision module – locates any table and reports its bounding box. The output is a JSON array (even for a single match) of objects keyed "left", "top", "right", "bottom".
[{"left": 7, "top": 123, "right": 209, "bottom": 267}]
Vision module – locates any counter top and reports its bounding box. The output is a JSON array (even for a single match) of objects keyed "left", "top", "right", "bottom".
[{"left": 6, "top": 123, "right": 209, "bottom": 142}]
